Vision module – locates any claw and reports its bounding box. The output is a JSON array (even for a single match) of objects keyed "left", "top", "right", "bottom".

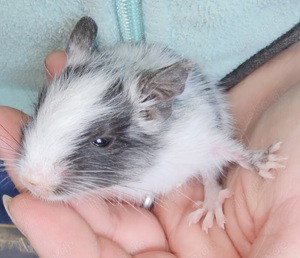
[
  {"left": 253, "top": 141, "right": 286, "bottom": 179},
  {"left": 267, "top": 141, "right": 282, "bottom": 153},
  {"left": 192, "top": 201, "right": 203, "bottom": 209},
  {"left": 258, "top": 170, "right": 275, "bottom": 179},
  {"left": 188, "top": 188, "right": 233, "bottom": 232},
  {"left": 188, "top": 208, "right": 205, "bottom": 226},
  {"left": 218, "top": 189, "right": 233, "bottom": 202},
  {"left": 202, "top": 211, "right": 214, "bottom": 233}
]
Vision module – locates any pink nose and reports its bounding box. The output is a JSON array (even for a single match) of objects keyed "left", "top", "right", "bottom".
[{"left": 22, "top": 177, "right": 53, "bottom": 198}]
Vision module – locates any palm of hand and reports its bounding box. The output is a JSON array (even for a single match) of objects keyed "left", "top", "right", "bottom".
[{"left": 1, "top": 44, "right": 300, "bottom": 257}]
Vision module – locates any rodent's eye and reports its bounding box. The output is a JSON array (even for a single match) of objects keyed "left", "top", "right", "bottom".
[{"left": 93, "top": 138, "right": 111, "bottom": 147}]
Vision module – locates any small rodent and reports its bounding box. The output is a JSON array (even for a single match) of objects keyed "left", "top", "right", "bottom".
[{"left": 16, "top": 17, "right": 285, "bottom": 232}]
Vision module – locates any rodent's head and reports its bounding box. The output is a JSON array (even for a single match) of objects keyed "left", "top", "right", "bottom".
[{"left": 17, "top": 17, "right": 194, "bottom": 202}]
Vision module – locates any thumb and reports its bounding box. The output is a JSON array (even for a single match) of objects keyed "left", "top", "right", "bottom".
[
  {"left": 45, "top": 51, "right": 67, "bottom": 82},
  {"left": 3, "top": 193, "right": 102, "bottom": 258}
]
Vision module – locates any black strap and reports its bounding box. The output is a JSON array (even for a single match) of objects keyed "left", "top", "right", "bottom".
[{"left": 220, "top": 21, "right": 300, "bottom": 90}]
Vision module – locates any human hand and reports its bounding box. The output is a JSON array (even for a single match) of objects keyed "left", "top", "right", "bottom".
[{"left": 1, "top": 43, "right": 300, "bottom": 257}]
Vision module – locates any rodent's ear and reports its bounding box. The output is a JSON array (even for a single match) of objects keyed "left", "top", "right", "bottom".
[
  {"left": 140, "top": 59, "right": 195, "bottom": 100},
  {"left": 140, "top": 59, "right": 195, "bottom": 120},
  {"left": 66, "top": 17, "right": 98, "bottom": 66}
]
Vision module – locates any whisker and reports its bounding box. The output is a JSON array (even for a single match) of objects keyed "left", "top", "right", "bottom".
[
  {"left": 0, "top": 156, "right": 15, "bottom": 162},
  {"left": 87, "top": 188, "right": 136, "bottom": 210},
  {"left": 121, "top": 198, "right": 147, "bottom": 218},
  {"left": 0, "top": 124, "right": 20, "bottom": 145},
  {"left": 0, "top": 148, "right": 23, "bottom": 158},
  {"left": 0, "top": 159, "right": 17, "bottom": 164},
  {"left": 71, "top": 170, "right": 117, "bottom": 173},
  {"left": 0, "top": 165, "right": 16, "bottom": 171},
  {"left": 64, "top": 177, "right": 121, "bottom": 187},
  {"left": 0, "top": 142, "right": 18, "bottom": 154},
  {"left": 0, "top": 135, "right": 19, "bottom": 145},
  {"left": 174, "top": 187, "right": 198, "bottom": 206},
  {"left": 68, "top": 177, "right": 156, "bottom": 197},
  {"left": 148, "top": 197, "right": 168, "bottom": 211},
  {"left": 0, "top": 164, "right": 16, "bottom": 169},
  {"left": 0, "top": 164, "right": 16, "bottom": 168},
  {"left": 0, "top": 174, "right": 11, "bottom": 185},
  {"left": 67, "top": 184, "right": 155, "bottom": 212}
]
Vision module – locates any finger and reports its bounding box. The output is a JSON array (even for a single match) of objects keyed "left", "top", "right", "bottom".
[
  {"left": 5, "top": 194, "right": 174, "bottom": 258},
  {"left": 45, "top": 51, "right": 67, "bottom": 82},
  {"left": 0, "top": 107, "right": 29, "bottom": 188},
  {"left": 6, "top": 193, "right": 103, "bottom": 258},
  {"left": 229, "top": 42, "right": 300, "bottom": 137},
  {"left": 70, "top": 198, "right": 168, "bottom": 254},
  {"left": 154, "top": 179, "right": 237, "bottom": 257},
  {"left": 135, "top": 251, "right": 176, "bottom": 258},
  {"left": 249, "top": 198, "right": 300, "bottom": 257},
  {"left": 154, "top": 179, "right": 204, "bottom": 232}
]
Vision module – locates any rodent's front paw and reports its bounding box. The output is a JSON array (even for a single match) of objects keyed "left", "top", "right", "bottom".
[{"left": 188, "top": 188, "right": 233, "bottom": 233}]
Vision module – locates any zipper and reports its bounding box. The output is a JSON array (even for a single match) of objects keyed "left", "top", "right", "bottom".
[{"left": 115, "top": 0, "right": 145, "bottom": 42}]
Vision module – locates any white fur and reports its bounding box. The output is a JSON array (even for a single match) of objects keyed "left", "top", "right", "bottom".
[
  {"left": 17, "top": 44, "right": 182, "bottom": 199},
  {"left": 17, "top": 42, "right": 238, "bottom": 202},
  {"left": 110, "top": 75, "right": 237, "bottom": 202},
  {"left": 18, "top": 74, "right": 115, "bottom": 193}
]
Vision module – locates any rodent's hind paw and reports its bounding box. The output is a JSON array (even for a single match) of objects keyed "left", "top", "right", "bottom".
[
  {"left": 188, "top": 188, "right": 233, "bottom": 233},
  {"left": 252, "top": 142, "right": 287, "bottom": 179}
]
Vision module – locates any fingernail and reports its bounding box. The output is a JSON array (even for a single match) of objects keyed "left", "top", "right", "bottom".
[
  {"left": 44, "top": 60, "right": 53, "bottom": 83},
  {"left": 3, "top": 194, "right": 15, "bottom": 224}
]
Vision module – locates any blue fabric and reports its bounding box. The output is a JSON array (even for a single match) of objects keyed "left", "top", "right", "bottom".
[{"left": 0, "top": 161, "right": 19, "bottom": 224}]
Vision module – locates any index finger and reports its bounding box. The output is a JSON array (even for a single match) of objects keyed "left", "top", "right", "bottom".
[{"left": 0, "top": 107, "right": 28, "bottom": 189}]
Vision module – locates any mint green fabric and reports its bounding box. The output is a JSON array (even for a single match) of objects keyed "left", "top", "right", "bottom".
[
  {"left": 143, "top": 1, "right": 300, "bottom": 82},
  {"left": 0, "top": 0, "right": 299, "bottom": 114},
  {"left": 0, "top": 0, "right": 119, "bottom": 114}
]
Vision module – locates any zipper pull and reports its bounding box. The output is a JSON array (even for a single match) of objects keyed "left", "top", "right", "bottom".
[{"left": 115, "top": 0, "right": 145, "bottom": 42}]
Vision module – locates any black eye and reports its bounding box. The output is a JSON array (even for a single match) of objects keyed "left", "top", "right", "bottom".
[{"left": 93, "top": 138, "right": 111, "bottom": 147}]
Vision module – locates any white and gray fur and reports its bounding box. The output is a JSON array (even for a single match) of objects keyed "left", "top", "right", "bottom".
[{"left": 17, "top": 17, "right": 282, "bottom": 210}]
